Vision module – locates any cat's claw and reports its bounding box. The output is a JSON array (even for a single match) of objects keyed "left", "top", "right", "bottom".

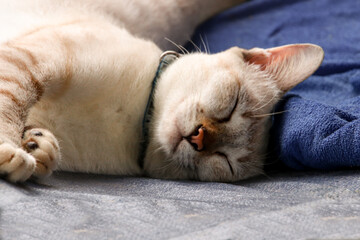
[
  {"left": 0, "top": 142, "right": 36, "bottom": 182},
  {"left": 22, "top": 128, "right": 61, "bottom": 178}
]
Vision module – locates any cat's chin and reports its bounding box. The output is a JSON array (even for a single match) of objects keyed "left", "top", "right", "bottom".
[
  {"left": 143, "top": 149, "right": 194, "bottom": 181},
  {"left": 143, "top": 139, "right": 265, "bottom": 183}
]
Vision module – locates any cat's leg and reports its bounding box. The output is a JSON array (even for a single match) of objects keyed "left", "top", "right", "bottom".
[
  {"left": 0, "top": 48, "right": 42, "bottom": 181},
  {"left": 105, "top": 0, "right": 246, "bottom": 50},
  {"left": 0, "top": 21, "right": 88, "bottom": 182},
  {"left": 22, "top": 127, "right": 60, "bottom": 178}
]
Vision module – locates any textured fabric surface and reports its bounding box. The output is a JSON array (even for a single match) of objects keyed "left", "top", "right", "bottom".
[
  {"left": 1, "top": 171, "right": 360, "bottom": 239},
  {"left": 191, "top": 0, "right": 360, "bottom": 170}
]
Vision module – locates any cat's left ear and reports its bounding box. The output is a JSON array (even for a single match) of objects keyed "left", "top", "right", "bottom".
[{"left": 234, "top": 44, "right": 324, "bottom": 92}]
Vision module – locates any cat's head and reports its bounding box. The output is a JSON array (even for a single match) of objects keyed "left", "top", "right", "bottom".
[{"left": 144, "top": 44, "right": 324, "bottom": 182}]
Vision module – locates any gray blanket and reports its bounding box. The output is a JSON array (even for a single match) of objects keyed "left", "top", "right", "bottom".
[{"left": 1, "top": 170, "right": 360, "bottom": 239}]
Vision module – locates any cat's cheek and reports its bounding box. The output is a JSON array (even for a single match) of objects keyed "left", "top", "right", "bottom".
[
  {"left": 155, "top": 116, "right": 182, "bottom": 154},
  {"left": 155, "top": 105, "right": 189, "bottom": 154}
]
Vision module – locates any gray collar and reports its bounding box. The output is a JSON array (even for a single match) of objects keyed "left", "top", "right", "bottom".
[{"left": 138, "top": 51, "right": 180, "bottom": 169}]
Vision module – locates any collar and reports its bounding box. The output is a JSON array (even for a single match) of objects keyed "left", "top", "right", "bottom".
[{"left": 138, "top": 51, "right": 180, "bottom": 169}]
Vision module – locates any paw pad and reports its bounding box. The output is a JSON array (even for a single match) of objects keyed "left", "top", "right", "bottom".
[
  {"left": 26, "top": 141, "right": 39, "bottom": 150},
  {"left": 32, "top": 131, "right": 43, "bottom": 137},
  {"left": 22, "top": 128, "right": 60, "bottom": 179}
]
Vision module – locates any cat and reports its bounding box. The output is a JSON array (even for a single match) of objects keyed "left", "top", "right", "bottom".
[{"left": 0, "top": 0, "right": 324, "bottom": 183}]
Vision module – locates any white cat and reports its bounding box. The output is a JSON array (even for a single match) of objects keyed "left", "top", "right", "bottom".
[{"left": 0, "top": 0, "right": 324, "bottom": 182}]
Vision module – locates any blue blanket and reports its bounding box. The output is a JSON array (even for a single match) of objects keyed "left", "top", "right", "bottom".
[{"left": 191, "top": 0, "right": 360, "bottom": 170}]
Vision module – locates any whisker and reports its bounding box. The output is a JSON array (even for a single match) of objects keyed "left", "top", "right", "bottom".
[
  {"left": 250, "top": 110, "right": 288, "bottom": 118},
  {"left": 250, "top": 93, "right": 278, "bottom": 113},
  {"left": 178, "top": 45, "right": 190, "bottom": 55},
  {"left": 204, "top": 35, "right": 211, "bottom": 54},
  {"left": 155, "top": 159, "right": 173, "bottom": 171},
  {"left": 188, "top": 39, "right": 202, "bottom": 53},
  {"left": 164, "top": 38, "right": 189, "bottom": 54},
  {"left": 152, "top": 145, "right": 165, "bottom": 154},
  {"left": 199, "top": 35, "right": 208, "bottom": 54},
  {"left": 248, "top": 92, "right": 268, "bottom": 112},
  {"left": 258, "top": 170, "right": 272, "bottom": 180},
  {"left": 156, "top": 157, "right": 183, "bottom": 175}
]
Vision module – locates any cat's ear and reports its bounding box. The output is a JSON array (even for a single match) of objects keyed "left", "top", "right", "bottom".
[{"left": 234, "top": 44, "right": 324, "bottom": 92}]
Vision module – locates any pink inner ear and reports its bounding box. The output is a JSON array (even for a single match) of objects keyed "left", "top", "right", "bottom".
[
  {"left": 268, "top": 45, "right": 305, "bottom": 60},
  {"left": 244, "top": 52, "right": 269, "bottom": 70},
  {"left": 241, "top": 44, "right": 324, "bottom": 92},
  {"left": 245, "top": 45, "right": 303, "bottom": 70}
]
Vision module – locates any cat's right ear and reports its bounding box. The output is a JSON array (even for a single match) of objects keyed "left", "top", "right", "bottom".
[{"left": 231, "top": 44, "right": 324, "bottom": 93}]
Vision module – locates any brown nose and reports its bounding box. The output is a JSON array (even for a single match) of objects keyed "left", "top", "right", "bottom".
[{"left": 189, "top": 126, "right": 204, "bottom": 151}]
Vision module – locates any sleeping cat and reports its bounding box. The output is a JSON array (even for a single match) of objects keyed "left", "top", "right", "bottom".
[{"left": 0, "top": 0, "right": 324, "bottom": 183}]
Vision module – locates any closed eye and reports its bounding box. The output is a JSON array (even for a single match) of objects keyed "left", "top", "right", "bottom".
[
  {"left": 215, "top": 152, "right": 234, "bottom": 175},
  {"left": 217, "top": 96, "right": 238, "bottom": 123}
]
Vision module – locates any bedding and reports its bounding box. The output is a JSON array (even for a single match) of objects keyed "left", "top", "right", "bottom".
[
  {"left": 191, "top": 0, "right": 360, "bottom": 170},
  {"left": 2, "top": 1, "right": 360, "bottom": 239}
]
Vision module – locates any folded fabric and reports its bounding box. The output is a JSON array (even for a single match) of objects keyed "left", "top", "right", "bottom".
[{"left": 191, "top": 0, "right": 360, "bottom": 169}]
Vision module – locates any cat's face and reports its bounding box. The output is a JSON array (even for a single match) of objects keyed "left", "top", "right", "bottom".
[{"left": 144, "top": 44, "right": 324, "bottom": 182}]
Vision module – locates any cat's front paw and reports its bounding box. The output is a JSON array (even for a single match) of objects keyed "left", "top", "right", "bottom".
[
  {"left": 22, "top": 128, "right": 60, "bottom": 178},
  {"left": 0, "top": 142, "right": 36, "bottom": 182}
]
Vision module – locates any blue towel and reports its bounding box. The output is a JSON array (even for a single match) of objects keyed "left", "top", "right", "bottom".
[{"left": 191, "top": 0, "right": 360, "bottom": 170}]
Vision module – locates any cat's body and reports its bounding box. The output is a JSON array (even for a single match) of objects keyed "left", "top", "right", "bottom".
[{"left": 0, "top": 0, "right": 324, "bottom": 183}]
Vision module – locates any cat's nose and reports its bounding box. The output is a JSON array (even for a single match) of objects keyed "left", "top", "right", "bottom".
[{"left": 187, "top": 126, "right": 205, "bottom": 151}]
